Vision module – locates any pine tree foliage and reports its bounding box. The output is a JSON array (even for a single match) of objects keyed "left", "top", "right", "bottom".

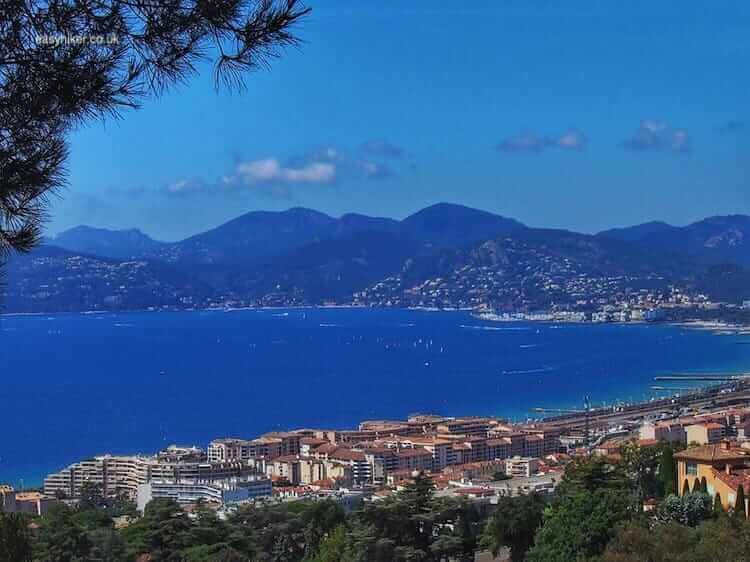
[{"left": 0, "top": 0, "right": 309, "bottom": 260}]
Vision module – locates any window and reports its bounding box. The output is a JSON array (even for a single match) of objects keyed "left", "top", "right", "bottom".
[{"left": 686, "top": 462, "right": 698, "bottom": 476}]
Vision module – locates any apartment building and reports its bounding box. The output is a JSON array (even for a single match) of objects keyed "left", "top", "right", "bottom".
[
  {"left": 358, "top": 420, "right": 418, "bottom": 438},
  {"left": 44, "top": 455, "right": 259, "bottom": 499},
  {"left": 508, "top": 433, "right": 527, "bottom": 458},
  {"left": 436, "top": 417, "right": 494, "bottom": 437},
  {"left": 686, "top": 422, "right": 726, "bottom": 445},
  {"left": 271, "top": 456, "right": 301, "bottom": 484},
  {"left": 443, "top": 459, "right": 506, "bottom": 482},
  {"left": 505, "top": 456, "right": 540, "bottom": 478},
  {"left": 299, "top": 458, "right": 352, "bottom": 486},
  {"left": 486, "top": 437, "right": 512, "bottom": 460},
  {"left": 157, "top": 445, "right": 204, "bottom": 463},
  {"left": 207, "top": 433, "right": 301, "bottom": 463},
  {"left": 136, "top": 477, "right": 272, "bottom": 511},
  {"left": 207, "top": 439, "right": 254, "bottom": 462},
  {"left": 393, "top": 448, "right": 434, "bottom": 473},
  {"left": 396, "top": 437, "right": 456, "bottom": 471},
  {"left": 325, "top": 448, "right": 372, "bottom": 485},
  {"left": 267, "top": 456, "right": 353, "bottom": 486},
  {"left": 640, "top": 421, "right": 687, "bottom": 444},
  {"left": 523, "top": 435, "right": 545, "bottom": 459}
]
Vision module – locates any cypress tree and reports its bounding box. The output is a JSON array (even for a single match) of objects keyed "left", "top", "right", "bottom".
[
  {"left": 736, "top": 485, "right": 746, "bottom": 518},
  {"left": 682, "top": 479, "right": 690, "bottom": 496},
  {"left": 658, "top": 448, "right": 677, "bottom": 497},
  {"left": 700, "top": 477, "right": 708, "bottom": 493},
  {"left": 715, "top": 493, "right": 723, "bottom": 512}
]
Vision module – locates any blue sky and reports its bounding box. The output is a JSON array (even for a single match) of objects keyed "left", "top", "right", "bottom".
[{"left": 50, "top": 1, "right": 749, "bottom": 241}]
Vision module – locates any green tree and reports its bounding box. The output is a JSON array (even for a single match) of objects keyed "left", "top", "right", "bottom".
[
  {"left": 299, "top": 500, "right": 346, "bottom": 558},
  {"left": 33, "top": 504, "right": 91, "bottom": 562},
  {"left": 682, "top": 479, "right": 691, "bottom": 496},
  {"left": 0, "top": 0, "right": 310, "bottom": 262},
  {"left": 700, "top": 477, "right": 708, "bottom": 494},
  {"left": 600, "top": 520, "right": 697, "bottom": 562},
  {"left": 342, "top": 473, "right": 482, "bottom": 562},
  {"left": 691, "top": 514, "right": 750, "bottom": 562},
  {"left": 527, "top": 456, "right": 636, "bottom": 562},
  {"left": 305, "top": 525, "right": 347, "bottom": 562},
  {"left": 620, "top": 441, "right": 663, "bottom": 500},
  {"left": 526, "top": 487, "right": 635, "bottom": 562},
  {"left": 120, "top": 498, "right": 192, "bottom": 561},
  {"left": 657, "top": 492, "right": 713, "bottom": 527},
  {"left": 735, "top": 485, "right": 746, "bottom": 519},
  {"left": 555, "top": 455, "right": 630, "bottom": 498},
  {"left": 183, "top": 543, "right": 249, "bottom": 561},
  {"left": 604, "top": 511, "right": 750, "bottom": 562},
  {"left": 715, "top": 493, "right": 724, "bottom": 512},
  {"left": 78, "top": 481, "right": 105, "bottom": 511},
  {"left": 87, "top": 527, "right": 126, "bottom": 562},
  {"left": 658, "top": 447, "right": 677, "bottom": 497},
  {"left": 480, "top": 493, "right": 544, "bottom": 562},
  {"left": 0, "top": 513, "right": 32, "bottom": 562}
]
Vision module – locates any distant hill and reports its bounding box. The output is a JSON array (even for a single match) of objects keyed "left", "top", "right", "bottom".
[
  {"left": 355, "top": 227, "right": 695, "bottom": 310},
  {"left": 4, "top": 245, "right": 214, "bottom": 312},
  {"left": 402, "top": 203, "right": 526, "bottom": 248},
  {"left": 5, "top": 204, "right": 750, "bottom": 312},
  {"left": 161, "top": 207, "right": 403, "bottom": 265},
  {"left": 225, "top": 230, "right": 430, "bottom": 303},
  {"left": 51, "top": 226, "right": 167, "bottom": 260},
  {"left": 598, "top": 215, "right": 750, "bottom": 266},
  {"left": 161, "top": 203, "right": 524, "bottom": 265}
]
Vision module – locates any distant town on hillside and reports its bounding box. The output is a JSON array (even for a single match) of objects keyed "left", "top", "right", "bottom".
[{"left": 4, "top": 204, "right": 750, "bottom": 321}]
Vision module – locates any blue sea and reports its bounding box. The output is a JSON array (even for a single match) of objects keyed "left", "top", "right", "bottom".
[{"left": 1, "top": 308, "right": 749, "bottom": 487}]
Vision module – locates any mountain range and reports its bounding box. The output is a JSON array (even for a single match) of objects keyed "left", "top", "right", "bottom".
[{"left": 6, "top": 203, "right": 750, "bottom": 312}]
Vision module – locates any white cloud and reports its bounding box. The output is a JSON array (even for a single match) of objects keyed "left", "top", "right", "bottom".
[
  {"left": 621, "top": 120, "right": 692, "bottom": 153},
  {"left": 359, "top": 160, "right": 392, "bottom": 179},
  {"left": 498, "top": 129, "right": 588, "bottom": 153},
  {"left": 165, "top": 178, "right": 205, "bottom": 196},
  {"left": 556, "top": 129, "right": 588, "bottom": 150},
  {"left": 226, "top": 158, "right": 337, "bottom": 186}
]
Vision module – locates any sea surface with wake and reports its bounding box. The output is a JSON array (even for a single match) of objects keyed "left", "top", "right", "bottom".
[{"left": 2, "top": 308, "right": 749, "bottom": 485}]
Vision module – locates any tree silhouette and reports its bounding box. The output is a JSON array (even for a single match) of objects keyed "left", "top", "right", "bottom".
[
  {"left": 735, "top": 485, "right": 746, "bottom": 519},
  {"left": 0, "top": 514, "right": 32, "bottom": 562},
  {"left": 714, "top": 493, "right": 723, "bottom": 512},
  {"left": 0, "top": 0, "right": 309, "bottom": 262},
  {"left": 481, "top": 493, "right": 545, "bottom": 562},
  {"left": 658, "top": 447, "right": 677, "bottom": 496}
]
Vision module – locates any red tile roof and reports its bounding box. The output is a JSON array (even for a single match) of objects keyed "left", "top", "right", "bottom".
[{"left": 675, "top": 443, "right": 750, "bottom": 463}]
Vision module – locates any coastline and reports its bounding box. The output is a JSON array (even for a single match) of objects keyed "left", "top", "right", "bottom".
[
  {"left": 4, "top": 308, "right": 750, "bottom": 488},
  {"left": 3, "top": 303, "right": 749, "bottom": 334}
]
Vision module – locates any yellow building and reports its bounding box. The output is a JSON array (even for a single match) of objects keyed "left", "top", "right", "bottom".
[
  {"left": 685, "top": 422, "right": 726, "bottom": 446},
  {"left": 675, "top": 442, "right": 750, "bottom": 511}
]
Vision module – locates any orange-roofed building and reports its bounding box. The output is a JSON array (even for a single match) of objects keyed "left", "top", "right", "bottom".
[
  {"left": 686, "top": 422, "right": 726, "bottom": 445},
  {"left": 675, "top": 442, "right": 750, "bottom": 508}
]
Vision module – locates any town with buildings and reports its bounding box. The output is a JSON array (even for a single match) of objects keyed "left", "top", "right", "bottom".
[{"left": 6, "top": 379, "right": 750, "bottom": 521}]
